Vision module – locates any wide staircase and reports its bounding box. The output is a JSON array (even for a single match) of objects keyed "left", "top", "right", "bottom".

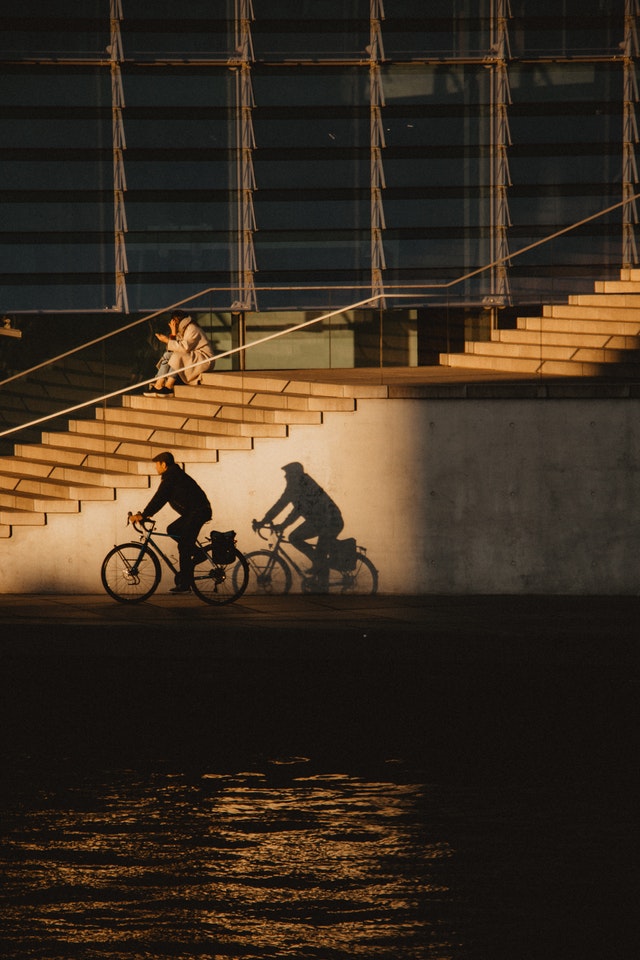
[
  {"left": 4, "top": 268, "right": 640, "bottom": 542},
  {"left": 0, "top": 371, "right": 385, "bottom": 542},
  {"left": 440, "top": 268, "right": 640, "bottom": 376}
]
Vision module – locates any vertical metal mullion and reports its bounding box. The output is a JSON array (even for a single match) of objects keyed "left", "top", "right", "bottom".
[
  {"left": 488, "top": 0, "right": 512, "bottom": 313},
  {"left": 369, "top": 0, "right": 386, "bottom": 309},
  {"left": 231, "top": 0, "right": 257, "bottom": 315},
  {"left": 110, "top": 0, "right": 128, "bottom": 313},
  {"left": 622, "top": 0, "right": 639, "bottom": 269}
]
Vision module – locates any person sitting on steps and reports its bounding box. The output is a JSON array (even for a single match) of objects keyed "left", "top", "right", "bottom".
[{"left": 144, "top": 310, "right": 215, "bottom": 397}]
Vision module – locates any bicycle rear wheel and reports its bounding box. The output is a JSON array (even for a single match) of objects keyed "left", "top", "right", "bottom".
[
  {"left": 191, "top": 548, "right": 249, "bottom": 605},
  {"left": 101, "top": 542, "right": 161, "bottom": 603},
  {"left": 336, "top": 551, "right": 378, "bottom": 594},
  {"left": 301, "top": 551, "right": 378, "bottom": 595},
  {"left": 240, "top": 550, "right": 292, "bottom": 595}
]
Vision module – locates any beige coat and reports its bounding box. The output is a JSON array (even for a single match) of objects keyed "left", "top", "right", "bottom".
[{"left": 163, "top": 316, "right": 215, "bottom": 384}]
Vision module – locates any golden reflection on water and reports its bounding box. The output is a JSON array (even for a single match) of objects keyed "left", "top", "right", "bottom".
[{"left": 2, "top": 765, "right": 457, "bottom": 959}]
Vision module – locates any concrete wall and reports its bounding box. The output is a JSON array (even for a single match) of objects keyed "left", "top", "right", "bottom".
[{"left": 2, "top": 395, "right": 640, "bottom": 594}]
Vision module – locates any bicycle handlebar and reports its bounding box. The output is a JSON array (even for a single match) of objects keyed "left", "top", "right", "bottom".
[
  {"left": 127, "top": 511, "right": 156, "bottom": 534},
  {"left": 252, "top": 519, "right": 281, "bottom": 542}
]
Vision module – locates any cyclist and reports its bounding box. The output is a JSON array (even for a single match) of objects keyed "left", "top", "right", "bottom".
[
  {"left": 256, "top": 462, "right": 343, "bottom": 578},
  {"left": 130, "top": 451, "right": 211, "bottom": 593}
]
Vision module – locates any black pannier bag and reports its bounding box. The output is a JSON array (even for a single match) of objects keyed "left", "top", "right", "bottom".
[
  {"left": 330, "top": 537, "right": 357, "bottom": 571},
  {"left": 210, "top": 530, "right": 237, "bottom": 564}
]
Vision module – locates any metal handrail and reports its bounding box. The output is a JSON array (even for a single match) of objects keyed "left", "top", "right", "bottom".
[
  {"left": 0, "top": 295, "right": 383, "bottom": 440},
  {"left": 2, "top": 190, "right": 640, "bottom": 441}
]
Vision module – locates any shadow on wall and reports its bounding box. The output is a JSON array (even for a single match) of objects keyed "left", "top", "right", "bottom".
[{"left": 247, "top": 462, "right": 379, "bottom": 595}]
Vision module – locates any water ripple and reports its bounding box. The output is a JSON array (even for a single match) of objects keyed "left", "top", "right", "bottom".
[{"left": 2, "top": 765, "right": 455, "bottom": 959}]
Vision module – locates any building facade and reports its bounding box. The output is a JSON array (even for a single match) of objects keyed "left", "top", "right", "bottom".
[{"left": 1, "top": 1, "right": 639, "bottom": 368}]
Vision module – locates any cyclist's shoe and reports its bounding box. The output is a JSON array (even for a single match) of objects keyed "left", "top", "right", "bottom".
[{"left": 169, "top": 583, "right": 191, "bottom": 594}]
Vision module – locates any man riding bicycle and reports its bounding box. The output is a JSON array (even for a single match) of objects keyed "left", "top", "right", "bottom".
[{"left": 129, "top": 451, "right": 211, "bottom": 593}]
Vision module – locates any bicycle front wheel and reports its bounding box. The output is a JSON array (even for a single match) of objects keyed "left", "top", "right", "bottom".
[
  {"left": 191, "top": 548, "right": 249, "bottom": 606},
  {"left": 101, "top": 542, "right": 161, "bottom": 603},
  {"left": 240, "top": 550, "right": 292, "bottom": 595}
]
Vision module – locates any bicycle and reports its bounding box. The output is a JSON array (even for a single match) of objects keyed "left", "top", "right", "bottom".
[
  {"left": 235, "top": 520, "right": 378, "bottom": 595},
  {"left": 101, "top": 513, "right": 249, "bottom": 605}
]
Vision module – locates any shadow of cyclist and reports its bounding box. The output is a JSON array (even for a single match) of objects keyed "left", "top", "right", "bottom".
[{"left": 256, "top": 462, "right": 344, "bottom": 577}]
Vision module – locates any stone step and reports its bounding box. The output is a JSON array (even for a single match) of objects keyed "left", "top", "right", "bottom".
[
  {"left": 175, "top": 383, "right": 258, "bottom": 406},
  {"left": 463, "top": 340, "right": 640, "bottom": 364},
  {"left": 124, "top": 394, "right": 224, "bottom": 419},
  {"left": 84, "top": 446, "right": 219, "bottom": 471},
  {"left": 176, "top": 381, "right": 354, "bottom": 411},
  {"left": 220, "top": 402, "right": 322, "bottom": 424},
  {"left": 518, "top": 315, "right": 640, "bottom": 336},
  {"left": 0, "top": 452, "right": 152, "bottom": 487},
  {"left": 201, "top": 371, "right": 330, "bottom": 397},
  {"left": 202, "top": 370, "right": 387, "bottom": 399},
  {"left": 121, "top": 397, "right": 287, "bottom": 435},
  {"left": 97, "top": 406, "right": 178, "bottom": 433},
  {"left": 0, "top": 473, "right": 19, "bottom": 491},
  {"left": 462, "top": 341, "right": 569, "bottom": 361},
  {"left": 594, "top": 280, "right": 640, "bottom": 293},
  {"left": 119, "top": 397, "right": 321, "bottom": 425},
  {"left": 280, "top": 378, "right": 387, "bottom": 400},
  {"left": 250, "top": 391, "right": 355, "bottom": 412},
  {"left": 497, "top": 329, "right": 640, "bottom": 350},
  {"left": 4, "top": 475, "right": 116, "bottom": 501},
  {"left": 439, "top": 352, "right": 543, "bottom": 374},
  {"left": 0, "top": 456, "right": 56, "bottom": 479},
  {"left": 542, "top": 304, "right": 640, "bottom": 323},
  {"left": 12, "top": 444, "right": 89, "bottom": 466},
  {"left": 42, "top": 431, "right": 121, "bottom": 454},
  {"left": 0, "top": 488, "right": 80, "bottom": 513},
  {"left": 50, "top": 464, "right": 151, "bottom": 488},
  {"left": 199, "top": 417, "right": 286, "bottom": 439},
  {"left": 217, "top": 405, "right": 280, "bottom": 423},
  {"left": 568, "top": 293, "right": 640, "bottom": 308},
  {"left": 440, "top": 349, "right": 640, "bottom": 377},
  {"left": 145, "top": 428, "right": 252, "bottom": 451},
  {"left": 95, "top": 408, "right": 253, "bottom": 450},
  {"left": 69, "top": 418, "right": 154, "bottom": 443},
  {"left": 620, "top": 268, "right": 640, "bottom": 280},
  {"left": 0, "top": 524, "right": 10, "bottom": 538},
  {"left": 536, "top": 358, "right": 640, "bottom": 378},
  {"left": 0, "top": 506, "right": 46, "bottom": 526}
]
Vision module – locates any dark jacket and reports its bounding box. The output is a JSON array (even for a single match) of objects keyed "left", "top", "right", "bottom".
[{"left": 143, "top": 463, "right": 211, "bottom": 519}]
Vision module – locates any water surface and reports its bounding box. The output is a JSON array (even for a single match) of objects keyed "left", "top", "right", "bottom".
[{"left": 1, "top": 647, "right": 636, "bottom": 959}]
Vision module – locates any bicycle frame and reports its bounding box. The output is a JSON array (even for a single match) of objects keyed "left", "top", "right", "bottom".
[
  {"left": 127, "top": 519, "right": 181, "bottom": 580},
  {"left": 248, "top": 520, "right": 378, "bottom": 595},
  {"left": 257, "top": 527, "right": 307, "bottom": 578}
]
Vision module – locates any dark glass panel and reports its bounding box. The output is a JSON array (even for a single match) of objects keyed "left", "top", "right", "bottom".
[
  {"left": 509, "top": 2, "right": 623, "bottom": 57},
  {"left": 0, "top": 8, "right": 107, "bottom": 59}
]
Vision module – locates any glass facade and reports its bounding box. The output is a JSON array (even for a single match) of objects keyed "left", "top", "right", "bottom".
[{"left": 0, "top": 1, "right": 638, "bottom": 356}]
